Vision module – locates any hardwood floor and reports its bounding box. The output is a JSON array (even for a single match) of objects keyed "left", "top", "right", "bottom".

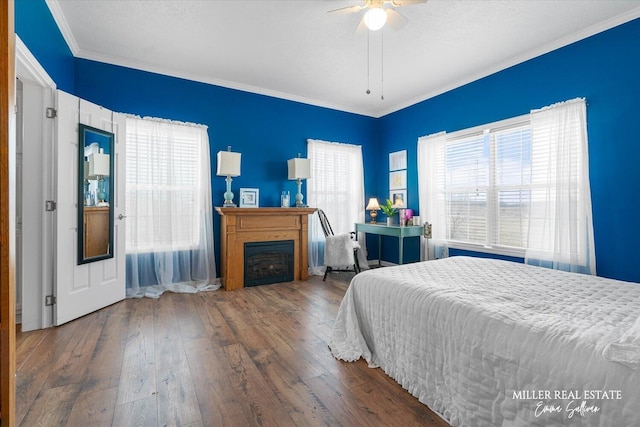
[{"left": 16, "top": 273, "right": 449, "bottom": 427}]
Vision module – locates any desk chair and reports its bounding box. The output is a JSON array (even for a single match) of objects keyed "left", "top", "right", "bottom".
[{"left": 317, "top": 209, "right": 361, "bottom": 281}]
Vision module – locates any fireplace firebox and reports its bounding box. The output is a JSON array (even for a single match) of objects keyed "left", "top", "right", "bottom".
[{"left": 244, "top": 240, "right": 294, "bottom": 287}]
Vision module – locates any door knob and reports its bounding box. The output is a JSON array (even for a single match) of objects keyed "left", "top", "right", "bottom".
[{"left": 118, "top": 214, "right": 127, "bottom": 220}]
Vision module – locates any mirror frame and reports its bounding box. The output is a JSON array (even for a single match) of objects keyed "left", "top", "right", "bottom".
[{"left": 77, "top": 123, "right": 115, "bottom": 265}]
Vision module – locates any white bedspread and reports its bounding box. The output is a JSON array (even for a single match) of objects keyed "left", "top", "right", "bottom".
[{"left": 329, "top": 257, "right": 640, "bottom": 426}]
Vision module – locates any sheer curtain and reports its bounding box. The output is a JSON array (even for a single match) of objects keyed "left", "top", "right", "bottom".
[
  {"left": 125, "top": 116, "right": 219, "bottom": 298},
  {"left": 417, "top": 132, "right": 448, "bottom": 261},
  {"left": 307, "top": 139, "right": 367, "bottom": 275},
  {"left": 525, "top": 98, "right": 596, "bottom": 274}
]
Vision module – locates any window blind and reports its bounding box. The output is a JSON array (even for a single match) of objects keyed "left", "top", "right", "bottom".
[{"left": 126, "top": 119, "right": 203, "bottom": 253}]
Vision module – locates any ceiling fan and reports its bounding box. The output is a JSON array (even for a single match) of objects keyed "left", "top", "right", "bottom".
[{"left": 328, "top": 0, "right": 427, "bottom": 32}]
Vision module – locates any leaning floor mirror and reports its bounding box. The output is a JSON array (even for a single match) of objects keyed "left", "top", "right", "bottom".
[{"left": 78, "top": 123, "right": 115, "bottom": 264}]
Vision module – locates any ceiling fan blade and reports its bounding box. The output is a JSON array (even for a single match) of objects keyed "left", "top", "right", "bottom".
[
  {"left": 327, "top": 4, "right": 364, "bottom": 15},
  {"left": 386, "top": 8, "right": 408, "bottom": 31},
  {"left": 354, "top": 16, "right": 368, "bottom": 35},
  {"left": 389, "top": 0, "right": 427, "bottom": 6}
]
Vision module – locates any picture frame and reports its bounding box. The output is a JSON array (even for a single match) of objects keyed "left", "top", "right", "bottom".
[
  {"left": 390, "top": 189, "right": 407, "bottom": 207},
  {"left": 389, "top": 150, "right": 407, "bottom": 171},
  {"left": 389, "top": 170, "right": 407, "bottom": 190},
  {"left": 239, "top": 188, "right": 259, "bottom": 208}
]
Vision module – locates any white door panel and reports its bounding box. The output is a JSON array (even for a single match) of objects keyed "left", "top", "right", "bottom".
[{"left": 55, "top": 90, "right": 125, "bottom": 325}]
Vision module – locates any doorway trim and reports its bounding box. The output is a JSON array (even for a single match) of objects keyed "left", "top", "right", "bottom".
[{"left": 16, "top": 35, "right": 56, "bottom": 330}]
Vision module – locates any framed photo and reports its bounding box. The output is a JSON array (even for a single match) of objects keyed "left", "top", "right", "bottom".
[
  {"left": 390, "top": 189, "right": 407, "bottom": 207},
  {"left": 389, "top": 150, "right": 407, "bottom": 171},
  {"left": 389, "top": 170, "right": 407, "bottom": 190},
  {"left": 239, "top": 188, "right": 259, "bottom": 208}
]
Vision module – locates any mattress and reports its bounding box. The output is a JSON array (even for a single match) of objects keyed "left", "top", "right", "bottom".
[{"left": 328, "top": 256, "right": 640, "bottom": 426}]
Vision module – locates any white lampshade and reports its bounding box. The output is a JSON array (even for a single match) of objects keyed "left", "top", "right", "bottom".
[
  {"left": 366, "top": 197, "right": 381, "bottom": 211},
  {"left": 88, "top": 153, "right": 110, "bottom": 176},
  {"left": 84, "top": 161, "right": 98, "bottom": 180},
  {"left": 217, "top": 150, "right": 241, "bottom": 177},
  {"left": 393, "top": 197, "right": 405, "bottom": 208},
  {"left": 363, "top": 7, "right": 387, "bottom": 31},
  {"left": 288, "top": 158, "right": 311, "bottom": 180}
]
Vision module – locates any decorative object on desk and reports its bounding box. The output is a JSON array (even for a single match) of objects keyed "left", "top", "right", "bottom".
[
  {"left": 403, "top": 208, "right": 413, "bottom": 226},
  {"left": 88, "top": 150, "right": 110, "bottom": 206},
  {"left": 288, "top": 153, "right": 311, "bottom": 207},
  {"left": 412, "top": 215, "right": 421, "bottom": 226},
  {"left": 380, "top": 198, "right": 397, "bottom": 226},
  {"left": 239, "top": 188, "right": 259, "bottom": 208},
  {"left": 281, "top": 190, "right": 290, "bottom": 207},
  {"left": 393, "top": 196, "right": 406, "bottom": 227},
  {"left": 365, "top": 197, "right": 381, "bottom": 223},
  {"left": 217, "top": 146, "right": 242, "bottom": 207}
]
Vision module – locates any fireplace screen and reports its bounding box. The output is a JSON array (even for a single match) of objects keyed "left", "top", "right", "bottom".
[{"left": 244, "top": 240, "right": 294, "bottom": 287}]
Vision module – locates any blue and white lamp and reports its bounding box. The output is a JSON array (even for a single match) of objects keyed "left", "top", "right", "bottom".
[
  {"left": 88, "top": 151, "right": 110, "bottom": 206},
  {"left": 287, "top": 155, "right": 311, "bottom": 207},
  {"left": 216, "top": 146, "right": 242, "bottom": 207}
]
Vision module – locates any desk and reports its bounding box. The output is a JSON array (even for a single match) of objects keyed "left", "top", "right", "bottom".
[{"left": 355, "top": 223, "right": 423, "bottom": 265}]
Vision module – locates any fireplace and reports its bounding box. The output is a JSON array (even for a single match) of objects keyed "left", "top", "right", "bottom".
[{"left": 244, "top": 240, "right": 294, "bottom": 287}]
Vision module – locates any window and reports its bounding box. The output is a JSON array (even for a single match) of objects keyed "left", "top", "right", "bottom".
[
  {"left": 437, "top": 117, "right": 532, "bottom": 253},
  {"left": 306, "top": 139, "right": 365, "bottom": 275},
  {"left": 419, "top": 99, "right": 594, "bottom": 274},
  {"left": 126, "top": 118, "right": 204, "bottom": 253}
]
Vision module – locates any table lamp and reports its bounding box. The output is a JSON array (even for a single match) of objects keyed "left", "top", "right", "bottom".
[
  {"left": 366, "top": 197, "right": 381, "bottom": 223},
  {"left": 217, "top": 146, "right": 241, "bottom": 207},
  {"left": 288, "top": 154, "right": 311, "bottom": 207},
  {"left": 88, "top": 151, "right": 110, "bottom": 205}
]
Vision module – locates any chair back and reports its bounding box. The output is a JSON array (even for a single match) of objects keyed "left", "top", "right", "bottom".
[{"left": 316, "top": 209, "right": 334, "bottom": 237}]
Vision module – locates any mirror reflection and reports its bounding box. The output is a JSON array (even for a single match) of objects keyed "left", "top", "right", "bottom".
[{"left": 78, "top": 124, "right": 114, "bottom": 264}]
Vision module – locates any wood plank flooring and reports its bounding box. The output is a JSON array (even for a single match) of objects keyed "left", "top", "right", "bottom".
[{"left": 16, "top": 273, "right": 449, "bottom": 427}]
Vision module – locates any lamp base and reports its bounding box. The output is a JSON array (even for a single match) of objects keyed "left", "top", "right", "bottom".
[
  {"left": 223, "top": 175, "right": 237, "bottom": 207},
  {"left": 370, "top": 210, "right": 378, "bottom": 223}
]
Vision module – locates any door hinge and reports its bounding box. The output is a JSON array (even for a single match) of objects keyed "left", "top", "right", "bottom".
[
  {"left": 45, "top": 295, "right": 56, "bottom": 306},
  {"left": 45, "top": 200, "right": 57, "bottom": 211},
  {"left": 46, "top": 107, "right": 57, "bottom": 118}
]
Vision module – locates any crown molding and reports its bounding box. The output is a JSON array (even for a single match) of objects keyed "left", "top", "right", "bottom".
[
  {"left": 375, "top": 7, "right": 640, "bottom": 118},
  {"left": 45, "top": 0, "right": 79, "bottom": 55}
]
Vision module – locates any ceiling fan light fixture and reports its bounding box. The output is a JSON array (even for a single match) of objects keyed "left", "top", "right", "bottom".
[{"left": 363, "top": 7, "right": 387, "bottom": 31}]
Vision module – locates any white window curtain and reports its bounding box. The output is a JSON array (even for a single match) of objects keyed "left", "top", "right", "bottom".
[
  {"left": 307, "top": 139, "right": 367, "bottom": 275},
  {"left": 125, "top": 116, "right": 219, "bottom": 298},
  {"left": 525, "top": 98, "right": 596, "bottom": 274},
  {"left": 417, "top": 132, "right": 448, "bottom": 261}
]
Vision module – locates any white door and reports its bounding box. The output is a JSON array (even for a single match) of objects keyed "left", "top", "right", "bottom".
[{"left": 55, "top": 90, "right": 126, "bottom": 325}]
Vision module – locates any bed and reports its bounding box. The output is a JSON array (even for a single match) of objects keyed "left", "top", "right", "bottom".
[{"left": 328, "top": 256, "right": 640, "bottom": 426}]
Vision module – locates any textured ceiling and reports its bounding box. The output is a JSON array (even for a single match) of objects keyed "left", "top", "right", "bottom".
[{"left": 47, "top": 0, "right": 640, "bottom": 117}]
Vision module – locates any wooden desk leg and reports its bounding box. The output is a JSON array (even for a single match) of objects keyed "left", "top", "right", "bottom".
[
  {"left": 378, "top": 235, "right": 382, "bottom": 266},
  {"left": 398, "top": 237, "right": 404, "bottom": 265}
]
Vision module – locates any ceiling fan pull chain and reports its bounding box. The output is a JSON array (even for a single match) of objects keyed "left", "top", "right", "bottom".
[
  {"left": 366, "top": 29, "right": 371, "bottom": 95},
  {"left": 381, "top": 28, "right": 385, "bottom": 101}
]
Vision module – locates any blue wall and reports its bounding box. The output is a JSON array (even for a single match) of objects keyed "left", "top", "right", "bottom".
[
  {"left": 15, "top": 0, "right": 75, "bottom": 92},
  {"left": 378, "top": 18, "right": 640, "bottom": 283},
  {"left": 72, "top": 60, "right": 379, "bottom": 276},
  {"left": 15, "top": 0, "right": 640, "bottom": 283}
]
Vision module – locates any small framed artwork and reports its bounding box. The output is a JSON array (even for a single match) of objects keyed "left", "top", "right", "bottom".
[
  {"left": 390, "top": 189, "right": 407, "bottom": 207},
  {"left": 239, "top": 188, "right": 259, "bottom": 208},
  {"left": 389, "top": 170, "right": 407, "bottom": 190},
  {"left": 389, "top": 150, "right": 407, "bottom": 171}
]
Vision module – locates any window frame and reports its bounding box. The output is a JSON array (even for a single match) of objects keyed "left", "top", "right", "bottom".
[
  {"left": 125, "top": 119, "right": 204, "bottom": 254},
  {"left": 440, "top": 114, "right": 531, "bottom": 258}
]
